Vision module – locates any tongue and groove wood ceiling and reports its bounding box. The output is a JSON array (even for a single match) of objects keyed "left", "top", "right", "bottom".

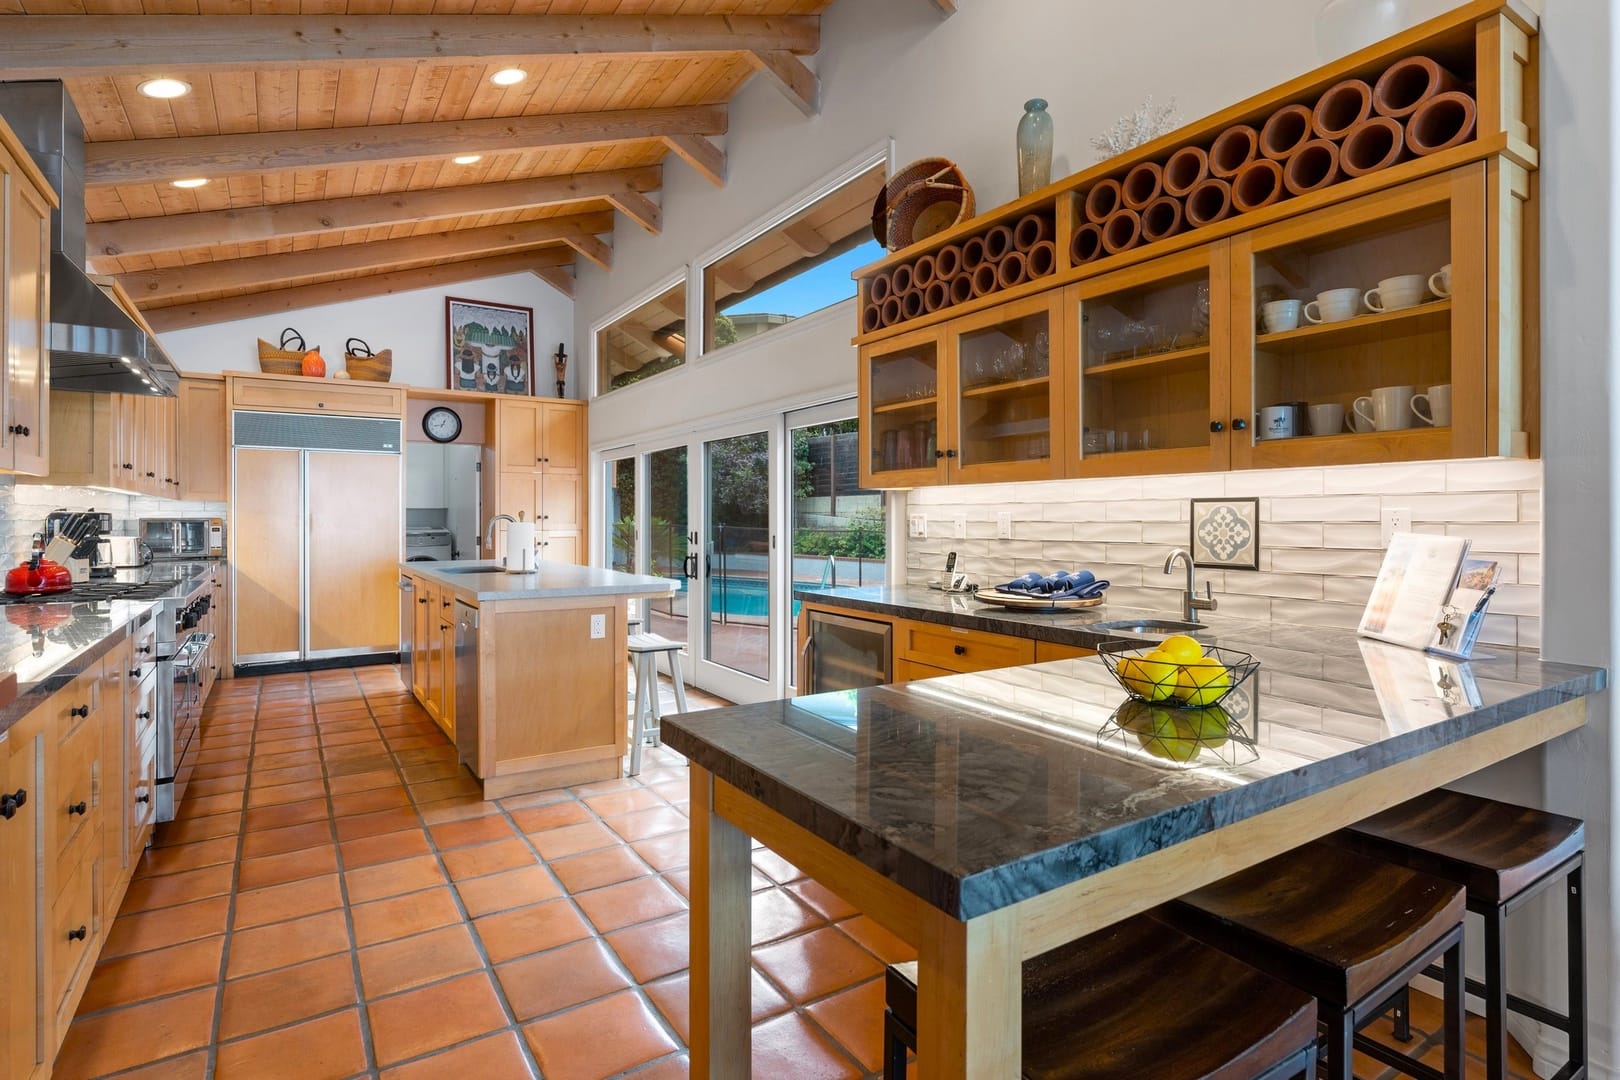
[{"left": 0, "top": 2, "right": 851, "bottom": 331}]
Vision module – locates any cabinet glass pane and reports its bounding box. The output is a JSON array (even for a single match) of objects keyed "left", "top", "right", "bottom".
[
  {"left": 1080, "top": 271, "right": 1212, "bottom": 457},
  {"left": 868, "top": 342, "right": 939, "bottom": 475},
  {"left": 955, "top": 310, "right": 1052, "bottom": 467},
  {"left": 1250, "top": 204, "right": 1451, "bottom": 443}
]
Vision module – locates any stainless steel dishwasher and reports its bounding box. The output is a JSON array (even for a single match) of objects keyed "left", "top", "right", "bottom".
[{"left": 453, "top": 601, "right": 481, "bottom": 775}]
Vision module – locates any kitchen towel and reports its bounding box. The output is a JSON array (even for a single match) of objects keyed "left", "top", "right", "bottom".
[{"left": 999, "top": 570, "right": 1110, "bottom": 599}]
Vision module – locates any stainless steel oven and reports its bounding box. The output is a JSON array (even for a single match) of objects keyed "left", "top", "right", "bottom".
[
  {"left": 139, "top": 517, "right": 225, "bottom": 560},
  {"left": 153, "top": 576, "right": 216, "bottom": 822}
]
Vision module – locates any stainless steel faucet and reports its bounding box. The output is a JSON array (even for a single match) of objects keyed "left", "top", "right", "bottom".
[
  {"left": 484, "top": 513, "right": 515, "bottom": 555},
  {"left": 1164, "top": 547, "right": 1217, "bottom": 623}
]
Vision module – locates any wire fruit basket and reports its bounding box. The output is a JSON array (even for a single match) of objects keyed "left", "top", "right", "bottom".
[
  {"left": 1096, "top": 639, "right": 1260, "bottom": 710},
  {"left": 1098, "top": 699, "right": 1259, "bottom": 769}
]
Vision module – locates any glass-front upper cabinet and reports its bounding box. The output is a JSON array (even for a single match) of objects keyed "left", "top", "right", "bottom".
[
  {"left": 1071, "top": 244, "right": 1230, "bottom": 476},
  {"left": 1230, "top": 165, "right": 1486, "bottom": 470},
  {"left": 859, "top": 324, "right": 946, "bottom": 488},
  {"left": 942, "top": 291, "right": 1065, "bottom": 484}
]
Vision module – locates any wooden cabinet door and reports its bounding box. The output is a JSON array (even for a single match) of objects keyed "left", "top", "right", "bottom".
[
  {"left": 437, "top": 613, "right": 456, "bottom": 739},
  {"left": 496, "top": 399, "right": 542, "bottom": 472},
  {"left": 306, "top": 451, "right": 401, "bottom": 656},
  {"left": 233, "top": 448, "right": 303, "bottom": 662},
  {"left": 539, "top": 471, "right": 582, "bottom": 532},
  {"left": 539, "top": 401, "right": 583, "bottom": 470},
  {"left": 115, "top": 395, "right": 140, "bottom": 486},
  {"left": 0, "top": 719, "right": 44, "bottom": 1080},
  {"left": 5, "top": 167, "right": 50, "bottom": 476},
  {"left": 541, "top": 532, "right": 581, "bottom": 565},
  {"left": 177, "top": 379, "right": 228, "bottom": 501},
  {"left": 494, "top": 473, "right": 539, "bottom": 561},
  {"left": 100, "top": 640, "right": 131, "bottom": 913},
  {"left": 858, "top": 323, "right": 950, "bottom": 489},
  {"left": 416, "top": 581, "right": 438, "bottom": 716}
]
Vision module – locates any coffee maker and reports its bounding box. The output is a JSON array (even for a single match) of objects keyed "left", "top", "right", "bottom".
[{"left": 44, "top": 511, "right": 113, "bottom": 580}]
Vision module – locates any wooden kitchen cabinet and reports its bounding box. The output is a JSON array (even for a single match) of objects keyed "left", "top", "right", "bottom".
[
  {"left": 489, "top": 398, "right": 587, "bottom": 564},
  {"left": 436, "top": 596, "right": 456, "bottom": 740},
  {"left": 306, "top": 450, "right": 402, "bottom": 656},
  {"left": 177, "top": 376, "right": 227, "bottom": 500},
  {"left": 495, "top": 398, "right": 584, "bottom": 472},
  {"left": 411, "top": 575, "right": 436, "bottom": 713},
  {"left": 229, "top": 372, "right": 406, "bottom": 418},
  {"left": 0, "top": 126, "right": 54, "bottom": 479},
  {"left": 233, "top": 447, "right": 303, "bottom": 662},
  {"left": 26, "top": 381, "right": 209, "bottom": 499},
  {"left": 0, "top": 714, "right": 46, "bottom": 1080}
]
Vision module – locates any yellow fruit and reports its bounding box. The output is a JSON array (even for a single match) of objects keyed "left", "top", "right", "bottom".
[
  {"left": 1136, "top": 715, "right": 1202, "bottom": 762},
  {"left": 1177, "top": 658, "right": 1232, "bottom": 707},
  {"left": 1115, "top": 699, "right": 1175, "bottom": 735},
  {"left": 1120, "top": 651, "right": 1178, "bottom": 701},
  {"left": 1187, "top": 706, "right": 1232, "bottom": 747},
  {"left": 1157, "top": 634, "right": 1204, "bottom": 665}
]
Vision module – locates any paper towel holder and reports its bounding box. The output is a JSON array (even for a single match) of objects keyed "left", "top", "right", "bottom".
[{"left": 503, "top": 512, "right": 538, "bottom": 575}]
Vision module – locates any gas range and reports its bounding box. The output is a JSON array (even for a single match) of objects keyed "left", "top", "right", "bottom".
[{"left": 0, "top": 580, "right": 181, "bottom": 606}]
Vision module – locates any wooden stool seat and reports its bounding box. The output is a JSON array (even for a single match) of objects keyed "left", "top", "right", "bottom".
[
  {"left": 884, "top": 915, "right": 1320, "bottom": 1080},
  {"left": 627, "top": 634, "right": 688, "bottom": 776}
]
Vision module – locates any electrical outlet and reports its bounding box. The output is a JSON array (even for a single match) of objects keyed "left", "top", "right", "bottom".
[
  {"left": 952, "top": 514, "right": 967, "bottom": 539},
  {"left": 908, "top": 513, "right": 928, "bottom": 539},
  {"left": 1381, "top": 507, "right": 1411, "bottom": 546},
  {"left": 589, "top": 613, "right": 606, "bottom": 639},
  {"left": 996, "top": 511, "right": 1014, "bottom": 539}
]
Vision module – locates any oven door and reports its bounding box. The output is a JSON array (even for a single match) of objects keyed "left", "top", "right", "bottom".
[
  {"left": 155, "top": 631, "right": 213, "bottom": 822},
  {"left": 139, "top": 520, "right": 181, "bottom": 559},
  {"left": 175, "top": 520, "right": 211, "bottom": 558}
]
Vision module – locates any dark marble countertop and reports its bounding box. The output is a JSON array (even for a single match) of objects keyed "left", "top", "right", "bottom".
[
  {"left": 0, "top": 560, "right": 222, "bottom": 738},
  {"left": 665, "top": 616, "right": 1605, "bottom": 921}
]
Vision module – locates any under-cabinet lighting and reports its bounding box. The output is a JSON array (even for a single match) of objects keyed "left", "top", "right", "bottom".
[{"left": 138, "top": 78, "right": 191, "bottom": 99}]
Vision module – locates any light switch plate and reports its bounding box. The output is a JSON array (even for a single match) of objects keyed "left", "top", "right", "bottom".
[
  {"left": 1382, "top": 507, "right": 1411, "bottom": 547},
  {"left": 908, "top": 514, "right": 927, "bottom": 539},
  {"left": 996, "top": 512, "right": 1013, "bottom": 539},
  {"left": 590, "top": 613, "right": 606, "bottom": 639}
]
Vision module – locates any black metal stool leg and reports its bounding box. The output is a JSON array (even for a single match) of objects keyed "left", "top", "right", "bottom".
[
  {"left": 882, "top": 1009, "right": 911, "bottom": 1080},
  {"left": 1443, "top": 936, "right": 1466, "bottom": 1079},
  {"left": 1568, "top": 863, "right": 1587, "bottom": 1074},
  {"left": 1484, "top": 905, "right": 1508, "bottom": 1080},
  {"left": 1323, "top": 1005, "right": 1354, "bottom": 1080},
  {"left": 1393, "top": 983, "right": 1414, "bottom": 1042}
]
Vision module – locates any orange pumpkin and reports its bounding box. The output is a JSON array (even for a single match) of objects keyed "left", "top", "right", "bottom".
[{"left": 301, "top": 349, "right": 326, "bottom": 378}]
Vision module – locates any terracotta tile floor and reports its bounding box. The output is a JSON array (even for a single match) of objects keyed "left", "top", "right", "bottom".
[{"left": 57, "top": 666, "right": 1546, "bottom": 1079}]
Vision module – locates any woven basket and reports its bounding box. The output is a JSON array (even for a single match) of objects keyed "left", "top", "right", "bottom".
[
  {"left": 257, "top": 328, "right": 312, "bottom": 376},
  {"left": 343, "top": 338, "right": 393, "bottom": 382},
  {"left": 871, "top": 158, "right": 975, "bottom": 251}
]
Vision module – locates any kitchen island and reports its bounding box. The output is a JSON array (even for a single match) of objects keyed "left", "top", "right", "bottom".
[
  {"left": 665, "top": 618, "right": 1605, "bottom": 1076},
  {"left": 401, "top": 560, "right": 677, "bottom": 797}
]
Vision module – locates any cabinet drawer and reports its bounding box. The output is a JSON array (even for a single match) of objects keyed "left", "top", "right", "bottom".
[
  {"left": 50, "top": 666, "right": 100, "bottom": 743},
  {"left": 231, "top": 376, "right": 405, "bottom": 417},
  {"left": 897, "top": 622, "right": 1035, "bottom": 673},
  {"left": 53, "top": 712, "right": 100, "bottom": 869},
  {"left": 894, "top": 659, "right": 957, "bottom": 683},
  {"left": 51, "top": 850, "right": 100, "bottom": 1033}
]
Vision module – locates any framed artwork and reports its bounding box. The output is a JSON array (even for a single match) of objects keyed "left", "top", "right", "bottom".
[
  {"left": 1190, "top": 497, "right": 1260, "bottom": 571},
  {"left": 446, "top": 297, "right": 535, "bottom": 396}
]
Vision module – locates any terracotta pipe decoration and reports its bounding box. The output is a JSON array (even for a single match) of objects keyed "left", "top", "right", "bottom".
[
  {"left": 1209, "top": 124, "right": 1260, "bottom": 179},
  {"left": 1373, "top": 56, "right": 1461, "bottom": 120},
  {"left": 901, "top": 288, "right": 925, "bottom": 320},
  {"left": 1162, "top": 146, "right": 1210, "bottom": 197},
  {"left": 1184, "top": 177, "right": 1234, "bottom": 228},
  {"left": 1405, "top": 91, "right": 1477, "bottom": 155},
  {"left": 949, "top": 272, "right": 975, "bottom": 305},
  {"left": 1102, "top": 208, "right": 1143, "bottom": 255},
  {"left": 913, "top": 254, "right": 937, "bottom": 289},
  {"left": 1070, "top": 222, "right": 1104, "bottom": 264},
  {"left": 1025, "top": 240, "right": 1057, "bottom": 278},
  {"left": 935, "top": 244, "right": 963, "bottom": 281},
  {"left": 996, "top": 251, "right": 1030, "bottom": 290},
  {"left": 890, "top": 263, "right": 914, "bottom": 295},
  {"left": 1084, "top": 178, "right": 1123, "bottom": 223},
  {"left": 1259, "top": 104, "right": 1315, "bottom": 160},
  {"left": 1121, "top": 161, "right": 1164, "bottom": 210},
  {"left": 971, "top": 261, "right": 1000, "bottom": 298},
  {"left": 1340, "top": 115, "right": 1408, "bottom": 176},
  {"left": 862, "top": 302, "right": 884, "bottom": 333},
  {"left": 881, "top": 295, "right": 903, "bottom": 326},
  {"left": 1140, "top": 195, "right": 1185, "bottom": 243},
  {"left": 961, "top": 235, "right": 987, "bottom": 271},
  {"left": 1282, "top": 138, "right": 1344, "bottom": 195},
  {"left": 923, "top": 279, "right": 951, "bottom": 313},
  {"left": 868, "top": 272, "right": 891, "bottom": 304},
  {"left": 1231, "top": 158, "right": 1286, "bottom": 213},
  {"left": 983, "top": 224, "right": 1016, "bottom": 261},
  {"left": 1013, "top": 213, "right": 1053, "bottom": 252},
  {"left": 1312, "top": 78, "right": 1374, "bottom": 140}
]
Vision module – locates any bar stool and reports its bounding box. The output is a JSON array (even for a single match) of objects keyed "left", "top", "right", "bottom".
[
  {"left": 627, "top": 633, "right": 688, "bottom": 776},
  {"left": 1156, "top": 840, "right": 1467, "bottom": 1080},
  {"left": 882, "top": 914, "right": 1320, "bottom": 1079},
  {"left": 1333, "top": 789, "right": 1586, "bottom": 1080}
]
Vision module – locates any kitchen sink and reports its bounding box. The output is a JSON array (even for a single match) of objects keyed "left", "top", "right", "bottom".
[
  {"left": 423, "top": 563, "right": 500, "bottom": 574},
  {"left": 1091, "top": 618, "right": 1208, "bottom": 636}
]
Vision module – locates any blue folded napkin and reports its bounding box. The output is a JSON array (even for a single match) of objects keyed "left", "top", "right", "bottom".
[{"left": 999, "top": 569, "right": 1110, "bottom": 600}]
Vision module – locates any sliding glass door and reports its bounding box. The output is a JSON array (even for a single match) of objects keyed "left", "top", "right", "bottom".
[{"left": 699, "top": 429, "right": 776, "bottom": 698}]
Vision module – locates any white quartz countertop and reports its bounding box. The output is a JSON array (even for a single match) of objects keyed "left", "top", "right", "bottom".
[{"left": 402, "top": 560, "right": 679, "bottom": 601}]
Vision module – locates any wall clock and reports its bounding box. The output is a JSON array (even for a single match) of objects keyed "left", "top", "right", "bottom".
[{"left": 423, "top": 406, "right": 462, "bottom": 444}]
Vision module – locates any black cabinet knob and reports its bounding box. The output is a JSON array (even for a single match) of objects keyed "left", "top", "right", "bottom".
[
  {"left": 934, "top": 449, "right": 945, "bottom": 459},
  {"left": 136, "top": 793, "right": 151, "bottom": 804},
  {"left": 953, "top": 644, "right": 967, "bottom": 656},
  {"left": 137, "top": 711, "right": 152, "bottom": 721},
  {"left": 17, "top": 426, "right": 27, "bottom": 437},
  {"left": 129, "top": 669, "right": 141, "bottom": 678},
  {"left": 418, "top": 598, "right": 428, "bottom": 605},
  {"left": 145, "top": 471, "right": 155, "bottom": 477},
  {"left": 67, "top": 926, "right": 87, "bottom": 942},
  {"left": 1232, "top": 418, "right": 1248, "bottom": 431},
  {"left": 945, "top": 448, "right": 957, "bottom": 458},
  {"left": 123, "top": 463, "right": 133, "bottom": 470},
  {"left": 1210, "top": 420, "right": 1225, "bottom": 433},
  {"left": 67, "top": 800, "right": 87, "bottom": 816},
  {"left": 0, "top": 789, "right": 26, "bottom": 820},
  {"left": 70, "top": 704, "right": 90, "bottom": 718}
]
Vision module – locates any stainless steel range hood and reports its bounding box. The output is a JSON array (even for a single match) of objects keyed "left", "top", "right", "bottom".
[{"left": 0, "top": 81, "right": 179, "bottom": 396}]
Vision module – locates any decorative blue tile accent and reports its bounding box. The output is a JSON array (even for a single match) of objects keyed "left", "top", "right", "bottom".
[{"left": 1191, "top": 498, "right": 1260, "bottom": 570}]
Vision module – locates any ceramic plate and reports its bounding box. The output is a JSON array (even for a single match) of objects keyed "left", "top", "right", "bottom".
[{"left": 973, "top": 588, "right": 1106, "bottom": 611}]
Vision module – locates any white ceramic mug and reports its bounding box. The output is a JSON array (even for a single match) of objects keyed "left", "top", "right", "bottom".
[
  {"left": 1429, "top": 263, "right": 1452, "bottom": 299},
  {"left": 1309, "top": 403, "right": 1345, "bottom": 436},
  {"left": 1364, "top": 274, "right": 1429, "bottom": 313},
  {"left": 1303, "top": 287, "right": 1362, "bottom": 324},
  {"left": 1412, "top": 383, "right": 1453, "bottom": 427},
  {"left": 1257, "top": 405, "right": 1296, "bottom": 440},
  {"left": 1353, "top": 385, "right": 1416, "bottom": 431},
  {"left": 1262, "top": 299, "right": 1304, "bottom": 334}
]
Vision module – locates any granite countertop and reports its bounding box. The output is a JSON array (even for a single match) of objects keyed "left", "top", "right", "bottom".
[
  {"left": 665, "top": 614, "right": 1605, "bottom": 921},
  {"left": 405, "top": 559, "right": 679, "bottom": 602},
  {"left": 0, "top": 560, "right": 222, "bottom": 738}
]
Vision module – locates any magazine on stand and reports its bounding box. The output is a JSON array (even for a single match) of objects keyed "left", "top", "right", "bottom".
[{"left": 1357, "top": 533, "right": 1471, "bottom": 651}]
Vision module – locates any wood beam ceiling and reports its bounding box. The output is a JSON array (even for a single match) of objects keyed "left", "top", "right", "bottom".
[
  {"left": 605, "top": 188, "right": 662, "bottom": 235},
  {"left": 84, "top": 106, "right": 727, "bottom": 186},
  {"left": 746, "top": 51, "right": 819, "bottom": 116},
  {"left": 534, "top": 266, "right": 575, "bottom": 299},
  {"left": 661, "top": 133, "right": 726, "bottom": 187},
  {"left": 142, "top": 250, "right": 575, "bottom": 332},
  {"left": 0, "top": 14, "right": 819, "bottom": 78},
  {"left": 120, "top": 214, "right": 598, "bottom": 304},
  {"left": 86, "top": 166, "right": 660, "bottom": 263},
  {"left": 563, "top": 233, "right": 612, "bottom": 271}
]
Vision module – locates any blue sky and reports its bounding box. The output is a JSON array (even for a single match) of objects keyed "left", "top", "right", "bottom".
[{"left": 720, "top": 239, "right": 883, "bottom": 320}]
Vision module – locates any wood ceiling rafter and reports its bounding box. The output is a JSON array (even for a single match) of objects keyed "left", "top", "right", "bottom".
[
  {"left": 746, "top": 50, "right": 819, "bottom": 116},
  {"left": 0, "top": 15, "right": 820, "bottom": 79},
  {"left": 661, "top": 132, "right": 726, "bottom": 186}
]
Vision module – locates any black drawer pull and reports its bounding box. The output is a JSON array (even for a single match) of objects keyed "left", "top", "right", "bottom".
[
  {"left": 137, "top": 711, "right": 152, "bottom": 721},
  {"left": 67, "top": 800, "right": 88, "bottom": 816},
  {"left": 129, "top": 669, "right": 141, "bottom": 678},
  {"left": 0, "top": 789, "right": 26, "bottom": 819},
  {"left": 136, "top": 793, "right": 151, "bottom": 804},
  {"left": 953, "top": 644, "right": 967, "bottom": 656},
  {"left": 67, "top": 926, "right": 87, "bottom": 942},
  {"left": 70, "top": 704, "right": 90, "bottom": 718}
]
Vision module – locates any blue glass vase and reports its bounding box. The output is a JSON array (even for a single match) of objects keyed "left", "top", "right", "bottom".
[{"left": 1017, "top": 98, "right": 1054, "bottom": 197}]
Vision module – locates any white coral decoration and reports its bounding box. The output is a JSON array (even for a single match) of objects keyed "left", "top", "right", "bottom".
[{"left": 1091, "top": 95, "right": 1183, "bottom": 160}]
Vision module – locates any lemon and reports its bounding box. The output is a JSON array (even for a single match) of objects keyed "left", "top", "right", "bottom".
[
  {"left": 1136, "top": 715, "right": 1202, "bottom": 762},
  {"left": 1157, "top": 634, "right": 1204, "bottom": 665},
  {"left": 1176, "top": 658, "right": 1232, "bottom": 707},
  {"left": 1187, "top": 706, "right": 1232, "bottom": 747},
  {"left": 1115, "top": 699, "right": 1174, "bottom": 735},
  {"left": 1123, "top": 650, "right": 1178, "bottom": 701}
]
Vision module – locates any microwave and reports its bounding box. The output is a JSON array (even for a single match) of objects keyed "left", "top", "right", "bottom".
[{"left": 139, "top": 517, "right": 225, "bottom": 560}]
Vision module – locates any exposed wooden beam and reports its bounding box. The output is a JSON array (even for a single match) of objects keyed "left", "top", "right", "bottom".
[
  {"left": 86, "top": 106, "right": 727, "bottom": 186},
  {"left": 564, "top": 233, "right": 612, "bottom": 272},
  {"left": 606, "top": 188, "right": 662, "bottom": 235},
  {"left": 141, "top": 250, "right": 576, "bottom": 331},
  {"left": 535, "top": 266, "right": 575, "bottom": 300},
  {"left": 617, "top": 323, "right": 687, "bottom": 361},
  {"left": 712, "top": 265, "right": 754, "bottom": 294},
  {"left": 782, "top": 220, "right": 829, "bottom": 257},
  {"left": 87, "top": 167, "right": 660, "bottom": 263},
  {"left": 746, "top": 50, "right": 819, "bottom": 117},
  {"left": 929, "top": 0, "right": 957, "bottom": 13},
  {"left": 120, "top": 214, "right": 603, "bottom": 303},
  {"left": 0, "top": 15, "right": 820, "bottom": 78},
  {"left": 662, "top": 133, "right": 726, "bottom": 187}
]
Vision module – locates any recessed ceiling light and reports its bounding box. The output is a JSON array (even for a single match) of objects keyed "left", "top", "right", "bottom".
[
  {"left": 452, "top": 154, "right": 482, "bottom": 165},
  {"left": 490, "top": 68, "right": 527, "bottom": 87},
  {"left": 171, "top": 178, "right": 209, "bottom": 189},
  {"left": 138, "top": 78, "right": 191, "bottom": 99}
]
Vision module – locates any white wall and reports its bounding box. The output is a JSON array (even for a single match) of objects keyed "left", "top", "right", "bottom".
[{"left": 160, "top": 271, "right": 576, "bottom": 394}]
